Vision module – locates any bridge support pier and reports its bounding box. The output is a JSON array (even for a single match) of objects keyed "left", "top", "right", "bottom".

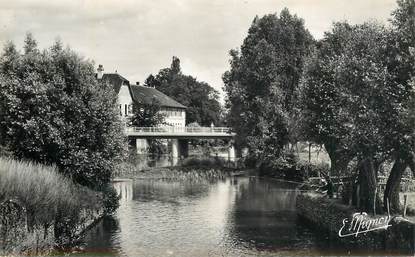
[
  {"left": 171, "top": 139, "right": 178, "bottom": 166},
  {"left": 228, "top": 144, "right": 236, "bottom": 162},
  {"left": 136, "top": 138, "right": 148, "bottom": 154},
  {"left": 171, "top": 139, "right": 189, "bottom": 166}
]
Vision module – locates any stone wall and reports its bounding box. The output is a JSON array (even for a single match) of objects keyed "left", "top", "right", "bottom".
[{"left": 296, "top": 192, "right": 415, "bottom": 254}]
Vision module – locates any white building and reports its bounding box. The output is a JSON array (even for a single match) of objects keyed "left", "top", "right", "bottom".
[
  {"left": 96, "top": 65, "right": 187, "bottom": 127},
  {"left": 129, "top": 84, "right": 186, "bottom": 127}
]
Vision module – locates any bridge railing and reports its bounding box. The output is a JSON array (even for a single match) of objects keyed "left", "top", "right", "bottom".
[{"left": 126, "top": 126, "right": 233, "bottom": 134}]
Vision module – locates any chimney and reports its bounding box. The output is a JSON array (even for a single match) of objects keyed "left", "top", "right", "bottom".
[{"left": 97, "top": 64, "right": 104, "bottom": 79}]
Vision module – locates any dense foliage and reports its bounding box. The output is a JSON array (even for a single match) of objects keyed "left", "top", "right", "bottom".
[
  {"left": 0, "top": 34, "right": 126, "bottom": 189},
  {"left": 224, "top": 1, "right": 415, "bottom": 213},
  {"left": 128, "top": 99, "right": 167, "bottom": 155},
  {"left": 223, "top": 8, "right": 314, "bottom": 159},
  {"left": 128, "top": 99, "right": 166, "bottom": 127},
  {"left": 144, "top": 57, "right": 223, "bottom": 126},
  {"left": 301, "top": 22, "right": 409, "bottom": 211},
  {"left": 300, "top": 0, "right": 415, "bottom": 212}
]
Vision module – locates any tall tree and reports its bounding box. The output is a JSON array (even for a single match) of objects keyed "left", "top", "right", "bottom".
[
  {"left": 301, "top": 19, "right": 414, "bottom": 212},
  {"left": 0, "top": 34, "right": 126, "bottom": 188},
  {"left": 144, "top": 57, "right": 223, "bottom": 126},
  {"left": 0, "top": 42, "right": 20, "bottom": 149},
  {"left": 299, "top": 22, "right": 355, "bottom": 176},
  {"left": 383, "top": 0, "right": 415, "bottom": 212},
  {"left": 223, "top": 8, "right": 314, "bottom": 160}
]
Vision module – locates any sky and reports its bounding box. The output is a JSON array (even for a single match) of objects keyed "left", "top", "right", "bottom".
[{"left": 0, "top": 0, "right": 398, "bottom": 102}]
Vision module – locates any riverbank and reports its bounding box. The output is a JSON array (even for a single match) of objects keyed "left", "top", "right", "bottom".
[
  {"left": 0, "top": 158, "right": 106, "bottom": 255},
  {"left": 296, "top": 192, "right": 415, "bottom": 255},
  {"left": 114, "top": 165, "right": 251, "bottom": 181}
]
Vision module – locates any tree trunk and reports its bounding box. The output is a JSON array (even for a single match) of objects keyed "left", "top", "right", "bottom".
[
  {"left": 383, "top": 157, "right": 407, "bottom": 213},
  {"left": 324, "top": 142, "right": 352, "bottom": 177},
  {"left": 308, "top": 143, "right": 311, "bottom": 164},
  {"left": 331, "top": 157, "right": 352, "bottom": 177},
  {"left": 408, "top": 155, "right": 415, "bottom": 178},
  {"left": 358, "top": 158, "right": 382, "bottom": 213}
]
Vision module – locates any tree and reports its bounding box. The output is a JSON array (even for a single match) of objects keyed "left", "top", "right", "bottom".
[
  {"left": 383, "top": 0, "right": 415, "bottom": 212},
  {"left": 128, "top": 99, "right": 167, "bottom": 155},
  {"left": 301, "top": 19, "right": 415, "bottom": 212},
  {"left": 223, "top": 8, "right": 314, "bottom": 160},
  {"left": 0, "top": 41, "right": 20, "bottom": 149},
  {"left": 299, "top": 22, "right": 355, "bottom": 176},
  {"left": 0, "top": 34, "right": 126, "bottom": 189},
  {"left": 144, "top": 56, "right": 223, "bottom": 126},
  {"left": 128, "top": 99, "right": 166, "bottom": 127}
]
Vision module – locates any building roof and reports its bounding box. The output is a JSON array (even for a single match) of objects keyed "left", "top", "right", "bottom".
[
  {"left": 129, "top": 85, "right": 187, "bottom": 109},
  {"left": 100, "top": 73, "right": 129, "bottom": 94}
]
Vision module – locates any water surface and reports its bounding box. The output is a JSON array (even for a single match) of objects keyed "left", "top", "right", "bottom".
[{"left": 79, "top": 177, "right": 334, "bottom": 256}]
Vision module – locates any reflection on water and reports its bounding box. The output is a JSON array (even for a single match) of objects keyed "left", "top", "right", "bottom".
[
  {"left": 130, "top": 154, "right": 174, "bottom": 170},
  {"left": 131, "top": 152, "right": 233, "bottom": 169},
  {"left": 80, "top": 177, "right": 328, "bottom": 256}
]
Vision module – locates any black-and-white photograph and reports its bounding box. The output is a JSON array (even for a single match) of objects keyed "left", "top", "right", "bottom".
[{"left": 0, "top": 0, "right": 414, "bottom": 256}]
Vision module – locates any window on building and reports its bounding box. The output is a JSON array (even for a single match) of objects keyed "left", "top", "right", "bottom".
[{"left": 125, "top": 104, "right": 127, "bottom": 116}]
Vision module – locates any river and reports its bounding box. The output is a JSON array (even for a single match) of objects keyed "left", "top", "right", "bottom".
[{"left": 76, "top": 176, "right": 338, "bottom": 256}]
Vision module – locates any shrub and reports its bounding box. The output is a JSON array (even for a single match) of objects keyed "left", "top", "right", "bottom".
[
  {"left": 102, "top": 185, "right": 120, "bottom": 215},
  {"left": 258, "top": 153, "right": 330, "bottom": 182},
  {"left": 181, "top": 156, "right": 226, "bottom": 168},
  {"left": 0, "top": 145, "right": 12, "bottom": 158},
  {"left": 243, "top": 154, "right": 259, "bottom": 168}
]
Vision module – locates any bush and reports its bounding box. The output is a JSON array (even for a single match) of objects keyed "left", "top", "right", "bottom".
[
  {"left": 258, "top": 153, "right": 330, "bottom": 182},
  {"left": 181, "top": 156, "right": 226, "bottom": 168},
  {"left": 102, "top": 185, "right": 120, "bottom": 215},
  {"left": 0, "top": 145, "right": 12, "bottom": 158},
  {"left": 243, "top": 154, "right": 259, "bottom": 168}
]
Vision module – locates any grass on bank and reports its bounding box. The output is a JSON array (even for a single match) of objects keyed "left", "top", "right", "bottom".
[
  {"left": 1, "top": 158, "right": 74, "bottom": 212},
  {"left": 0, "top": 157, "right": 102, "bottom": 218},
  {"left": 0, "top": 157, "right": 104, "bottom": 254}
]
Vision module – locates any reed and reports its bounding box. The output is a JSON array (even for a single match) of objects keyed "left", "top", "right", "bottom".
[
  {"left": 0, "top": 158, "right": 75, "bottom": 214},
  {"left": 0, "top": 157, "right": 104, "bottom": 254}
]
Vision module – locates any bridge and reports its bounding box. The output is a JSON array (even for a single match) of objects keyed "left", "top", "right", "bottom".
[
  {"left": 125, "top": 126, "right": 236, "bottom": 139},
  {"left": 125, "top": 126, "right": 237, "bottom": 165}
]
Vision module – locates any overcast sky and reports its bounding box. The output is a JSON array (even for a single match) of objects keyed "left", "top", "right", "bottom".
[{"left": 0, "top": 0, "right": 397, "bottom": 102}]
